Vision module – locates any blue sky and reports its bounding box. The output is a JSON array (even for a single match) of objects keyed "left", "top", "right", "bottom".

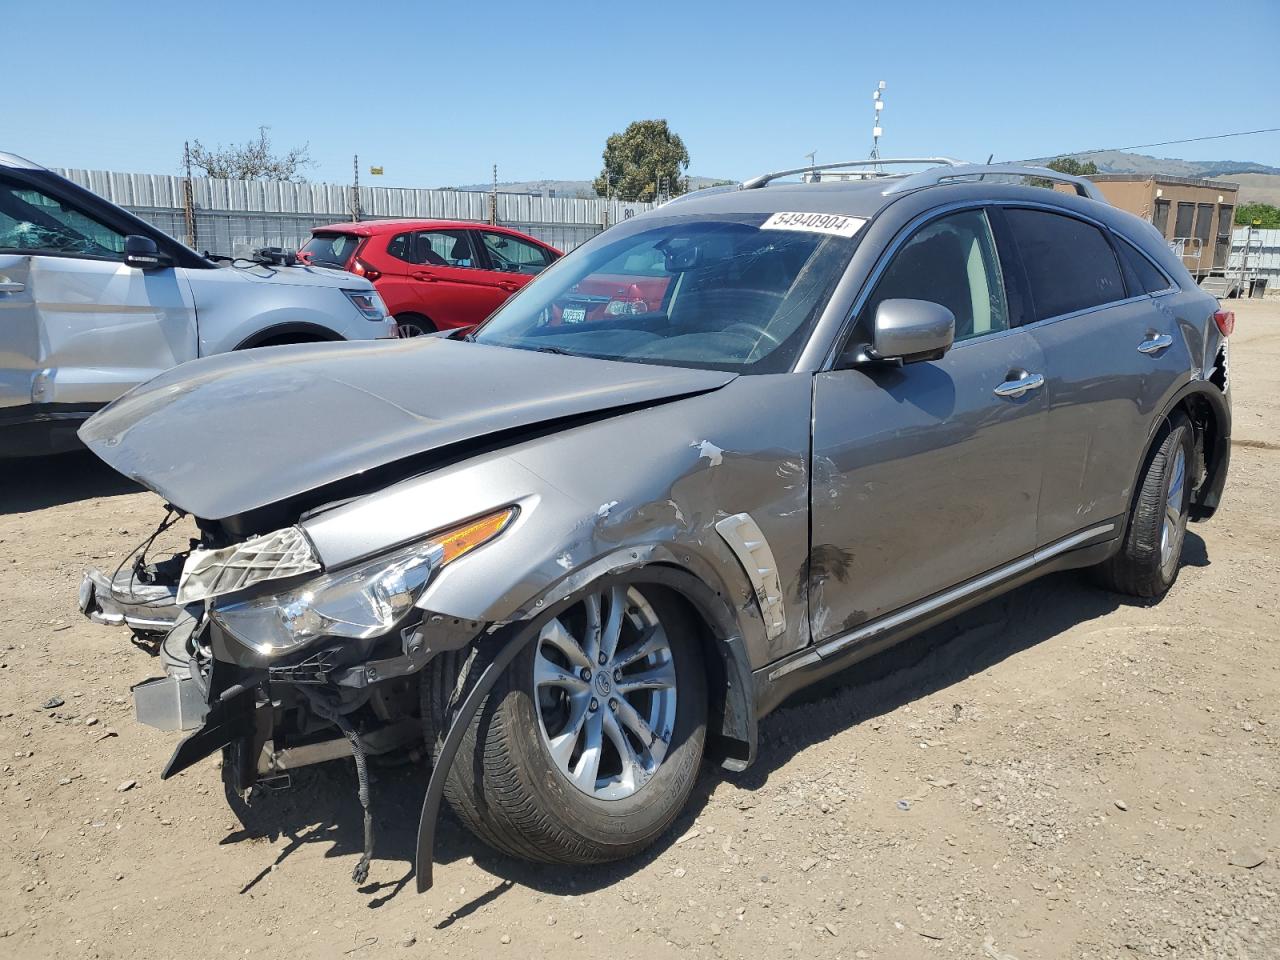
[{"left": 11, "top": 0, "right": 1279, "bottom": 187}]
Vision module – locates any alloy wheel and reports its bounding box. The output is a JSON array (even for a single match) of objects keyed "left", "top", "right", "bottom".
[
  {"left": 533, "top": 586, "right": 678, "bottom": 801},
  {"left": 1160, "top": 445, "right": 1187, "bottom": 575}
]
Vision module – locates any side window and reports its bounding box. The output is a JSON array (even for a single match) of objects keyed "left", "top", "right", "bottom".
[
  {"left": 1116, "top": 236, "right": 1172, "bottom": 295},
  {"left": 386, "top": 232, "right": 412, "bottom": 262},
  {"left": 0, "top": 177, "right": 127, "bottom": 259},
  {"left": 412, "top": 229, "right": 479, "bottom": 269},
  {"left": 1004, "top": 209, "right": 1125, "bottom": 320},
  {"left": 864, "top": 208, "right": 1008, "bottom": 342},
  {"left": 479, "top": 231, "right": 552, "bottom": 275}
]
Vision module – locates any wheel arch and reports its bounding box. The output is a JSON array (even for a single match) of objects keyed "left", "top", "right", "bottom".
[
  {"left": 234, "top": 322, "right": 346, "bottom": 350},
  {"left": 512, "top": 553, "right": 759, "bottom": 772},
  {"left": 1129, "top": 380, "right": 1230, "bottom": 526},
  {"left": 393, "top": 311, "right": 437, "bottom": 334}
]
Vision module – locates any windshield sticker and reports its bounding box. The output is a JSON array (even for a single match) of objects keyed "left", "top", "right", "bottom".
[{"left": 761, "top": 212, "right": 866, "bottom": 238}]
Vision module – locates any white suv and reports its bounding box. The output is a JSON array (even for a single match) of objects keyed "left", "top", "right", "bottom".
[{"left": 0, "top": 152, "right": 397, "bottom": 455}]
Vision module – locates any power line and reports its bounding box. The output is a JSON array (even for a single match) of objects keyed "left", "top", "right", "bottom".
[{"left": 1032, "top": 126, "right": 1280, "bottom": 161}]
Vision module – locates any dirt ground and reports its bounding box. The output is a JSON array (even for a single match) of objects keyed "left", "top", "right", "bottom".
[{"left": 1, "top": 301, "right": 1276, "bottom": 960}]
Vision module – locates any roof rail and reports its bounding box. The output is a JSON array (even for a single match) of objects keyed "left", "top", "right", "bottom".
[
  {"left": 881, "top": 163, "right": 1106, "bottom": 202},
  {"left": 0, "top": 151, "right": 43, "bottom": 170},
  {"left": 741, "top": 158, "right": 966, "bottom": 190}
]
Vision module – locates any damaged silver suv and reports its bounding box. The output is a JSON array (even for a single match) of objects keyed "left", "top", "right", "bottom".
[{"left": 77, "top": 159, "right": 1232, "bottom": 891}]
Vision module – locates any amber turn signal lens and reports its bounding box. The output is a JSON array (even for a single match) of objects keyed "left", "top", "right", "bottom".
[{"left": 436, "top": 508, "right": 516, "bottom": 566}]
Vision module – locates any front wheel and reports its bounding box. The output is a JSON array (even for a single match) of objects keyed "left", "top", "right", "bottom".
[
  {"left": 1095, "top": 412, "right": 1193, "bottom": 598},
  {"left": 424, "top": 583, "right": 706, "bottom": 864}
]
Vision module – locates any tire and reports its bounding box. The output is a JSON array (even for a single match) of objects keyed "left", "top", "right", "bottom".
[
  {"left": 1095, "top": 412, "right": 1194, "bottom": 598},
  {"left": 394, "top": 314, "right": 436, "bottom": 338},
  {"left": 424, "top": 583, "right": 706, "bottom": 865}
]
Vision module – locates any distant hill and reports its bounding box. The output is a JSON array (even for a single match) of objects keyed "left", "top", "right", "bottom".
[
  {"left": 446, "top": 175, "right": 734, "bottom": 199},
  {"left": 1044, "top": 150, "right": 1280, "bottom": 179},
  {"left": 1210, "top": 173, "right": 1280, "bottom": 207}
]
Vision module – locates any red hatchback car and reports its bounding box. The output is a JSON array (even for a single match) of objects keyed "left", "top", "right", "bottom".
[{"left": 299, "top": 220, "right": 561, "bottom": 336}]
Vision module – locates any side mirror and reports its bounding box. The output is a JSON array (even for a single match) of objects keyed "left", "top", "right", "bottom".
[
  {"left": 868, "top": 298, "right": 955, "bottom": 364},
  {"left": 124, "top": 235, "right": 173, "bottom": 271}
]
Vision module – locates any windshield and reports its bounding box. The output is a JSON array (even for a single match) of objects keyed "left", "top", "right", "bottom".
[
  {"left": 299, "top": 232, "right": 361, "bottom": 268},
  {"left": 471, "top": 213, "right": 858, "bottom": 372}
]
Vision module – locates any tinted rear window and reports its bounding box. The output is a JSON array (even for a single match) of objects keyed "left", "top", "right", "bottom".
[
  {"left": 300, "top": 232, "right": 360, "bottom": 267},
  {"left": 1005, "top": 209, "right": 1125, "bottom": 320},
  {"left": 1116, "top": 237, "right": 1173, "bottom": 294}
]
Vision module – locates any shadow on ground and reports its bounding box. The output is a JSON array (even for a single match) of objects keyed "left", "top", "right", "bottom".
[
  {"left": 0, "top": 450, "right": 141, "bottom": 514},
  {"left": 217, "top": 534, "right": 1210, "bottom": 915}
]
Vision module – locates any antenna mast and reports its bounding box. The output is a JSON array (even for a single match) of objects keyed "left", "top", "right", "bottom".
[{"left": 871, "top": 81, "right": 885, "bottom": 170}]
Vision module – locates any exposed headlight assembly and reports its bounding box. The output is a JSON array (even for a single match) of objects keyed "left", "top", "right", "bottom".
[{"left": 209, "top": 508, "right": 515, "bottom": 657}]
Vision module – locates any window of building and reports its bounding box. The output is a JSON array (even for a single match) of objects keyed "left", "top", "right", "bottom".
[
  {"left": 1216, "top": 206, "right": 1234, "bottom": 238},
  {"left": 1193, "top": 204, "right": 1214, "bottom": 245},
  {"left": 1004, "top": 208, "right": 1125, "bottom": 320},
  {"left": 1173, "top": 202, "right": 1195, "bottom": 240},
  {"left": 1153, "top": 199, "right": 1171, "bottom": 236}
]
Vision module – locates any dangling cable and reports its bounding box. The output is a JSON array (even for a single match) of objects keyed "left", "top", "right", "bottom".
[{"left": 305, "top": 693, "right": 375, "bottom": 884}]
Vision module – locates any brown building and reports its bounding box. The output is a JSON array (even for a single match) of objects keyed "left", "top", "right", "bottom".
[{"left": 1086, "top": 175, "right": 1238, "bottom": 277}]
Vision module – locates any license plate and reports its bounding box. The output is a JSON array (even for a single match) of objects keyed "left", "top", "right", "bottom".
[{"left": 562, "top": 306, "right": 587, "bottom": 324}]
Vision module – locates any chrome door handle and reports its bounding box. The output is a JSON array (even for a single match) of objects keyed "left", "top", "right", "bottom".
[
  {"left": 1138, "top": 333, "right": 1173, "bottom": 354},
  {"left": 0, "top": 280, "right": 24, "bottom": 293},
  {"left": 993, "top": 372, "right": 1045, "bottom": 399}
]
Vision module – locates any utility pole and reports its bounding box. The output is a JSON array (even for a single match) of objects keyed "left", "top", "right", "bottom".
[
  {"left": 804, "top": 150, "right": 817, "bottom": 183},
  {"left": 870, "top": 80, "right": 885, "bottom": 171},
  {"left": 351, "top": 154, "right": 360, "bottom": 222},
  {"left": 182, "top": 141, "right": 198, "bottom": 250},
  {"left": 489, "top": 163, "right": 498, "bottom": 226}
]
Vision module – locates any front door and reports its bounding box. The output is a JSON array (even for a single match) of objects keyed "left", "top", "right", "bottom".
[
  {"left": 810, "top": 207, "right": 1046, "bottom": 641},
  {"left": 407, "top": 228, "right": 507, "bottom": 328},
  {"left": 475, "top": 230, "right": 554, "bottom": 304},
  {"left": 0, "top": 174, "right": 197, "bottom": 411}
]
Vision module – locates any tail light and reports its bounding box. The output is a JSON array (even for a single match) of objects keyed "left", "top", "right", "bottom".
[
  {"left": 1213, "top": 309, "right": 1235, "bottom": 337},
  {"left": 352, "top": 257, "right": 382, "bottom": 283},
  {"left": 605, "top": 297, "right": 650, "bottom": 316}
]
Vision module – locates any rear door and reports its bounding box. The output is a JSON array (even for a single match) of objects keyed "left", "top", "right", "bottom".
[
  {"left": 810, "top": 207, "right": 1047, "bottom": 640},
  {"left": 998, "top": 206, "right": 1190, "bottom": 545},
  {"left": 0, "top": 173, "right": 197, "bottom": 410}
]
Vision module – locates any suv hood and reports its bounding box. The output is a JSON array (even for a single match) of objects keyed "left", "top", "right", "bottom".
[
  {"left": 79, "top": 338, "right": 735, "bottom": 520},
  {"left": 218, "top": 262, "right": 370, "bottom": 290}
]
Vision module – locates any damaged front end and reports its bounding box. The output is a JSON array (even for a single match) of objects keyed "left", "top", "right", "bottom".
[{"left": 80, "top": 506, "right": 516, "bottom": 885}]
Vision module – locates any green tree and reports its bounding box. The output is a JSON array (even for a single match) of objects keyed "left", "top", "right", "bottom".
[
  {"left": 1235, "top": 202, "right": 1280, "bottom": 228},
  {"left": 1028, "top": 156, "right": 1100, "bottom": 189},
  {"left": 1046, "top": 156, "right": 1099, "bottom": 177},
  {"left": 188, "top": 126, "right": 314, "bottom": 182},
  {"left": 593, "top": 120, "right": 690, "bottom": 201}
]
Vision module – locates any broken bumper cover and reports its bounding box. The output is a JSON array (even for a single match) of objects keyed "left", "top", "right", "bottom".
[{"left": 78, "top": 566, "right": 181, "bottom": 633}]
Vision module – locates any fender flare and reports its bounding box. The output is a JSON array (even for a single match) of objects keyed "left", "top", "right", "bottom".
[{"left": 233, "top": 322, "right": 346, "bottom": 350}]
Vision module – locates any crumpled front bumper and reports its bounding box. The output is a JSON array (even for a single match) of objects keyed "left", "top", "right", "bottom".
[{"left": 78, "top": 565, "right": 182, "bottom": 635}]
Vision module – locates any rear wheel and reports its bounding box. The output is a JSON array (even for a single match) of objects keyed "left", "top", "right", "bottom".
[
  {"left": 1095, "top": 413, "right": 1193, "bottom": 598},
  {"left": 424, "top": 583, "right": 706, "bottom": 864},
  {"left": 394, "top": 313, "right": 436, "bottom": 338}
]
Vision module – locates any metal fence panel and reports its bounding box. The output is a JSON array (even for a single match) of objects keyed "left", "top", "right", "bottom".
[{"left": 55, "top": 168, "right": 654, "bottom": 257}]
